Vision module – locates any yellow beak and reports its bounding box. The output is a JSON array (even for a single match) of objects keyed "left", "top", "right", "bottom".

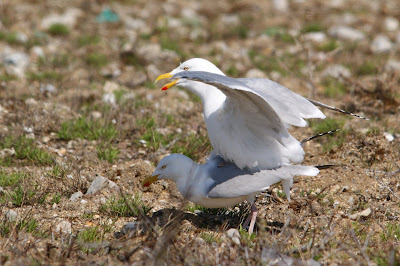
[
  {"left": 155, "top": 72, "right": 178, "bottom": 91},
  {"left": 142, "top": 174, "right": 159, "bottom": 187}
]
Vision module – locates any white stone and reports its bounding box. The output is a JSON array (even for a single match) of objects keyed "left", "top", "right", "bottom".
[
  {"left": 102, "top": 92, "right": 116, "bottom": 106},
  {"left": 384, "top": 17, "right": 399, "bottom": 31},
  {"left": 383, "top": 132, "right": 395, "bottom": 142},
  {"left": 40, "top": 84, "right": 57, "bottom": 94},
  {"left": 272, "top": 0, "right": 288, "bottom": 12},
  {"left": 328, "top": 26, "right": 365, "bottom": 42},
  {"left": 86, "top": 175, "right": 118, "bottom": 194},
  {"left": 349, "top": 208, "right": 372, "bottom": 220},
  {"left": 40, "top": 8, "right": 82, "bottom": 29},
  {"left": 2, "top": 51, "right": 30, "bottom": 77},
  {"left": 385, "top": 60, "right": 400, "bottom": 72},
  {"left": 69, "top": 191, "right": 83, "bottom": 201},
  {"left": 25, "top": 98, "right": 37, "bottom": 106},
  {"left": 322, "top": 64, "right": 351, "bottom": 79},
  {"left": 55, "top": 220, "right": 72, "bottom": 234},
  {"left": 31, "top": 46, "right": 45, "bottom": 58},
  {"left": 0, "top": 148, "right": 15, "bottom": 158},
  {"left": 303, "top": 32, "right": 327, "bottom": 43},
  {"left": 370, "top": 35, "right": 393, "bottom": 54},
  {"left": 6, "top": 210, "right": 18, "bottom": 222}
]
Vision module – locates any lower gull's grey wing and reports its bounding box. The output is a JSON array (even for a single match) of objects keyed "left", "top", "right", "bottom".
[
  {"left": 238, "top": 78, "right": 326, "bottom": 127},
  {"left": 206, "top": 164, "right": 319, "bottom": 199}
]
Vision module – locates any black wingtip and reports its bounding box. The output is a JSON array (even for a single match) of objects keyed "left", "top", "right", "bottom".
[
  {"left": 307, "top": 98, "right": 369, "bottom": 120},
  {"left": 315, "top": 164, "right": 343, "bottom": 170},
  {"left": 300, "top": 129, "right": 340, "bottom": 145}
]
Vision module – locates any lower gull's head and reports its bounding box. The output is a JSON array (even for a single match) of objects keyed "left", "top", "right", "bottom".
[
  {"left": 142, "top": 154, "right": 195, "bottom": 187},
  {"left": 155, "top": 58, "right": 225, "bottom": 91}
]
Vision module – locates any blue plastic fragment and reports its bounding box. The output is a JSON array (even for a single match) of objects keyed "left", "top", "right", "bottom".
[{"left": 96, "top": 8, "right": 120, "bottom": 23}]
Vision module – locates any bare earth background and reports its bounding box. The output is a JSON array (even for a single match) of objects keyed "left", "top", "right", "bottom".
[{"left": 0, "top": 0, "right": 399, "bottom": 265}]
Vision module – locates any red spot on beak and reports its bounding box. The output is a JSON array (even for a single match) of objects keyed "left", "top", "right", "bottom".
[
  {"left": 161, "top": 86, "right": 168, "bottom": 91},
  {"left": 143, "top": 182, "right": 150, "bottom": 187}
]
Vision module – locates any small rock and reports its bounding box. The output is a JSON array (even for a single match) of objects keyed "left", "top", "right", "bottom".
[
  {"left": 383, "top": 132, "right": 395, "bottom": 142},
  {"left": 40, "top": 84, "right": 57, "bottom": 94},
  {"left": 328, "top": 26, "right": 365, "bottom": 42},
  {"left": 55, "top": 220, "right": 72, "bottom": 234},
  {"left": 25, "top": 133, "right": 35, "bottom": 139},
  {"left": 347, "top": 196, "right": 355, "bottom": 206},
  {"left": 57, "top": 148, "right": 67, "bottom": 157},
  {"left": 341, "top": 186, "right": 350, "bottom": 192},
  {"left": 385, "top": 60, "right": 400, "bottom": 72},
  {"left": 90, "top": 111, "right": 102, "bottom": 120},
  {"left": 261, "top": 247, "right": 321, "bottom": 265},
  {"left": 0, "top": 186, "right": 4, "bottom": 193},
  {"left": 349, "top": 207, "right": 372, "bottom": 220},
  {"left": 25, "top": 98, "right": 37, "bottom": 106},
  {"left": 384, "top": 17, "right": 399, "bottom": 31},
  {"left": 114, "top": 221, "right": 146, "bottom": 238},
  {"left": 322, "top": 64, "right": 351, "bottom": 79},
  {"left": 2, "top": 51, "right": 30, "bottom": 77},
  {"left": 226, "top": 228, "right": 241, "bottom": 245},
  {"left": 42, "top": 136, "right": 51, "bottom": 143},
  {"left": 6, "top": 210, "right": 18, "bottom": 222},
  {"left": 40, "top": 8, "right": 82, "bottom": 29},
  {"left": 102, "top": 93, "right": 116, "bottom": 106},
  {"left": 370, "top": 35, "right": 393, "bottom": 54},
  {"left": 194, "top": 237, "right": 205, "bottom": 245},
  {"left": 245, "top": 68, "right": 267, "bottom": 78},
  {"left": 69, "top": 191, "right": 83, "bottom": 201},
  {"left": 303, "top": 32, "right": 327, "bottom": 43},
  {"left": 86, "top": 175, "right": 118, "bottom": 194},
  {"left": 0, "top": 148, "right": 15, "bottom": 158},
  {"left": 31, "top": 46, "right": 45, "bottom": 58},
  {"left": 272, "top": 0, "right": 288, "bottom": 12},
  {"left": 80, "top": 199, "right": 88, "bottom": 204},
  {"left": 23, "top": 127, "right": 33, "bottom": 133},
  {"left": 103, "top": 81, "right": 120, "bottom": 93}
]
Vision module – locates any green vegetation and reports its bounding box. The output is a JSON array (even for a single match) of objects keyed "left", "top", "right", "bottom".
[
  {"left": 238, "top": 225, "right": 256, "bottom": 244},
  {"left": 85, "top": 52, "right": 108, "bottom": 67},
  {"left": 200, "top": 232, "right": 220, "bottom": 243},
  {"left": 96, "top": 144, "right": 119, "bottom": 163},
  {"left": 47, "top": 23, "right": 69, "bottom": 36},
  {"left": 263, "top": 27, "right": 295, "bottom": 44},
  {"left": 356, "top": 61, "right": 377, "bottom": 76},
  {"left": 321, "top": 77, "right": 347, "bottom": 98},
  {"left": 0, "top": 218, "right": 43, "bottom": 238},
  {"left": 0, "top": 171, "right": 26, "bottom": 187},
  {"left": 99, "top": 193, "right": 152, "bottom": 217},
  {"left": 171, "top": 133, "right": 211, "bottom": 161},
  {"left": 310, "top": 118, "right": 348, "bottom": 153},
  {"left": 302, "top": 23, "right": 325, "bottom": 33},
  {"left": 76, "top": 34, "right": 101, "bottom": 47},
  {"left": 0, "top": 136, "right": 54, "bottom": 166},
  {"left": 0, "top": 31, "right": 22, "bottom": 45},
  {"left": 58, "top": 117, "right": 118, "bottom": 141},
  {"left": 380, "top": 222, "right": 400, "bottom": 241},
  {"left": 317, "top": 40, "right": 339, "bottom": 52},
  {"left": 26, "top": 71, "right": 63, "bottom": 82}
]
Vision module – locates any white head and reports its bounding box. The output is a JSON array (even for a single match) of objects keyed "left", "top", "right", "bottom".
[
  {"left": 142, "top": 154, "right": 195, "bottom": 187},
  {"left": 155, "top": 58, "right": 225, "bottom": 91}
]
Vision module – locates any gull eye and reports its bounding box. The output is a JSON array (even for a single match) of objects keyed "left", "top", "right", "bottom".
[
  {"left": 161, "top": 165, "right": 167, "bottom": 169},
  {"left": 183, "top": 66, "right": 189, "bottom": 71}
]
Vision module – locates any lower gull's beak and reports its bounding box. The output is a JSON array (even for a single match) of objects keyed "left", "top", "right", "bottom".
[
  {"left": 142, "top": 174, "right": 159, "bottom": 187},
  {"left": 155, "top": 72, "right": 177, "bottom": 91}
]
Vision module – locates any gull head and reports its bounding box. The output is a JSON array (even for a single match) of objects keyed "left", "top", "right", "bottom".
[
  {"left": 155, "top": 58, "right": 225, "bottom": 91},
  {"left": 142, "top": 154, "right": 195, "bottom": 187}
]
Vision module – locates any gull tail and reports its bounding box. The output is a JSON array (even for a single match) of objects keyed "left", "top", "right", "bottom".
[
  {"left": 307, "top": 98, "right": 369, "bottom": 120},
  {"left": 300, "top": 129, "right": 340, "bottom": 146}
]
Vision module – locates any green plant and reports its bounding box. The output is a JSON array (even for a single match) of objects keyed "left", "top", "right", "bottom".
[
  {"left": 200, "top": 232, "right": 220, "bottom": 244},
  {"left": 76, "top": 35, "right": 101, "bottom": 47},
  {"left": 96, "top": 144, "right": 119, "bottom": 163},
  {"left": 356, "top": 61, "right": 377, "bottom": 76},
  {"left": 171, "top": 133, "right": 211, "bottom": 161},
  {"left": 317, "top": 40, "right": 339, "bottom": 52},
  {"left": 321, "top": 77, "right": 346, "bottom": 98},
  {"left": 58, "top": 117, "right": 118, "bottom": 141},
  {"left": 0, "top": 136, "right": 54, "bottom": 166},
  {"left": 0, "top": 171, "right": 25, "bottom": 187},
  {"left": 310, "top": 118, "right": 348, "bottom": 153},
  {"left": 77, "top": 226, "right": 102, "bottom": 242},
  {"left": 26, "top": 71, "right": 62, "bottom": 82},
  {"left": 85, "top": 52, "right": 108, "bottom": 67},
  {"left": 302, "top": 23, "right": 325, "bottom": 33},
  {"left": 47, "top": 23, "right": 69, "bottom": 36},
  {"left": 99, "top": 193, "right": 152, "bottom": 217},
  {"left": 50, "top": 193, "right": 61, "bottom": 204}
]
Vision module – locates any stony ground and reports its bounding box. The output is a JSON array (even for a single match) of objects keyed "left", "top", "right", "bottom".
[{"left": 0, "top": 0, "right": 400, "bottom": 265}]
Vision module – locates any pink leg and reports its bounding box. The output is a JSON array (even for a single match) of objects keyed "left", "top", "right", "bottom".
[{"left": 242, "top": 204, "right": 258, "bottom": 234}]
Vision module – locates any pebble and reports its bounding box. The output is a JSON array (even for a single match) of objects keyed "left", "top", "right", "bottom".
[
  {"left": 26, "top": 133, "right": 35, "bottom": 139},
  {"left": 272, "top": 0, "right": 288, "bottom": 12},
  {"left": 384, "top": 17, "right": 399, "bottom": 31},
  {"left": 322, "top": 64, "right": 351, "bottom": 79},
  {"left": 383, "top": 132, "right": 395, "bottom": 142},
  {"left": 42, "top": 136, "right": 51, "bottom": 143},
  {"left": 55, "top": 220, "right": 72, "bottom": 234},
  {"left": 348, "top": 207, "right": 372, "bottom": 220},
  {"left": 303, "top": 32, "right": 327, "bottom": 43},
  {"left": 40, "top": 8, "right": 82, "bottom": 29},
  {"left": 328, "top": 26, "right": 365, "bottom": 42},
  {"left": 6, "top": 210, "right": 18, "bottom": 222},
  {"left": 86, "top": 175, "right": 118, "bottom": 194},
  {"left": 341, "top": 186, "right": 350, "bottom": 192},
  {"left": 69, "top": 191, "right": 83, "bottom": 201},
  {"left": 385, "top": 60, "right": 400, "bottom": 72},
  {"left": 57, "top": 148, "right": 67, "bottom": 157},
  {"left": 40, "top": 84, "right": 57, "bottom": 94},
  {"left": 2, "top": 51, "right": 30, "bottom": 77},
  {"left": 25, "top": 98, "right": 37, "bottom": 106},
  {"left": 261, "top": 247, "right": 320, "bottom": 265},
  {"left": 370, "top": 35, "right": 393, "bottom": 54},
  {"left": 102, "top": 93, "right": 116, "bottom": 106},
  {"left": 226, "top": 228, "right": 241, "bottom": 245},
  {"left": 0, "top": 148, "right": 16, "bottom": 158},
  {"left": 0, "top": 186, "right": 3, "bottom": 193}
]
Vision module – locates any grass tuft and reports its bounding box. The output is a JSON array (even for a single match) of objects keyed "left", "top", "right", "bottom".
[
  {"left": 58, "top": 117, "right": 118, "bottom": 141},
  {"left": 99, "top": 193, "right": 152, "bottom": 217},
  {"left": 47, "top": 23, "right": 69, "bottom": 36},
  {"left": 310, "top": 118, "right": 348, "bottom": 153}
]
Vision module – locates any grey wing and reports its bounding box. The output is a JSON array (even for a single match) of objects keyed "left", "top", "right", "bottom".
[
  {"left": 207, "top": 165, "right": 319, "bottom": 199},
  {"left": 238, "top": 78, "right": 326, "bottom": 127}
]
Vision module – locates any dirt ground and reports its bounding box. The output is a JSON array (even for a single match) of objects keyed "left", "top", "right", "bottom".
[{"left": 0, "top": 0, "right": 400, "bottom": 265}]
